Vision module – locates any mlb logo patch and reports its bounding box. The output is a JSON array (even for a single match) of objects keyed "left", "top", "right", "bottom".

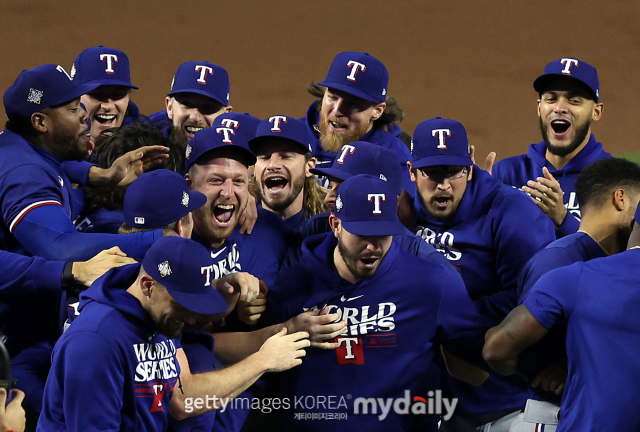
[
  {"left": 27, "top": 88, "right": 43, "bottom": 104},
  {"left": 185, "top": 144, "right": 192, "bottom": 159},
  {"left": 158, "top": 261, "right": 172, "bottom": 278},
  {"left": 181, "top": 191, "right": 189, "bottom": 207},
  {"left": 134, "top": 217, "right": 145, "bottom": 225}
]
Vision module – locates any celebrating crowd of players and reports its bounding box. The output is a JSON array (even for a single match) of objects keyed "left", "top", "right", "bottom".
[{"left": 0, "top": 46, "right": 637, "bottom": 432}]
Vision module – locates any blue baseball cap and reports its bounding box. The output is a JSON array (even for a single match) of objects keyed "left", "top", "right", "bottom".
[
  {"left": 212, "top": 112, "right": 261, "bottom": 142},
  {"left": 124, "top": 169, "right": 206, "bottom": 229},
  {"left": 3, "top": 64, "right": 100, "bottom": 122},
  {"left": 143, "top": 236, "right": 228, "bottom": 315},
  {"left": 71, "top": 46, "right": 138, "bottom": 89},
  {"left": 311, "top": 141, "right": 403, "bottom": 194},
  {"left": 334, "top": 174, "right": 405, "bottom": 236},
  {"left": 184, "top": 125, "right": 257, "bottom": 172},
  {"left": 318, "top": 52, "right": 389, "bottom": 104},
  {"left": 533, "top": 57, "right": 599, "bottom": 101},
  {"left": 411, "top": 117, "right": 472, "bottom": 169},
  {"left": 168, "top": 61, "right": 230, "bottom": 107},
  {"left": 248, "top": 115, "right": 311, "bottom": 154}
]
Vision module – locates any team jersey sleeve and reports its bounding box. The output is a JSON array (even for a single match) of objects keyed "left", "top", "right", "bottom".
[
  {"left": 0, "top": 250, "right": 64, "bottom": 296},
  {"left": 13, "top": 205, "right": 161, "bottom": 261},
  {"left": 522, "top": 263, "right": 581, "bottom": 329},
  {"left": 555, "top": 212, "right": 580, "bottom": 238},
  {"left": 517, "top": 246, "right": 582, "bottom": 303},
  {"left": 61, "top": 160, "right": 94, "bottom": 186},
  {"left": 39, "top": 331, "right": 125, "bottom": 432}
]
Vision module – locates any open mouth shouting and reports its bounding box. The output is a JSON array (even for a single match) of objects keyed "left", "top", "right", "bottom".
[
  {"left": 549, "top": 118, "right": 571, "bottom": 137},
  {"left": 264, "top": 175, "right": 289, "bottom": 195},
  {"left": 327, "top": 118, "right": 348, "bottom": 132},
  {"left": 432, "top": 194, "right": 453, "bottom": 210},
  {"left": 183, "top": 124, "right": 206, "bottom": 141},
  {"left": 213, "top": 203, "right": 236, "bottom": 224},
  {"left": 359, "top": 255, "right": 382, "bottom": 269},
  {"left": 94, "top": 113, "right": 117, "bottom": 126}
]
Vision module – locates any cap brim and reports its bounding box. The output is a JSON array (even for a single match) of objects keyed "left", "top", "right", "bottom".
[
  {"left": 50, "top": 82, "right": 102, "bottom": 107},
  {"left": 309, "top": 167, "right": 352, "bottom": 181},
  {"left": 168, "top": 88, "right": 228, "bottom": 107},
  {"left": 167, "top": 287, "right": 228, "bottom": 315},
  {"left": 80, "top": 79, "right": 139, "bottom": 90},
  {"left": 317, "top": 82, "right": 382, "bottom": 104},
  {"left": 186, "top": 146, "right": 257, "bottom": 173},
  {"left": 248, "top": 136, "right": 309, "bottom": 154},
  {"left": 341, "top": 219, "right": 405, "bottom": 236},
  {"left": 533, "top": 74, "right": 598, "bottom": 101},
  {"left": 412, "top": 155, "right": 472, "bottom": 169},
  {"left": 188, "top": 190, "right": 207, "bottom": 212}
]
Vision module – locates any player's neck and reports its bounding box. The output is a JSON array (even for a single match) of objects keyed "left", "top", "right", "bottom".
[
  {"left": 579, "top": 217, "right": 625, "bottom": 255},
  {"left": 28, "top": 135, "right": 65, "bottom": 161},
  {"left": 263, "top": 193, "right": 304, "bottom": 221},
  {"left": 544, "top": 132, "right": 591, "bottom": 170}
]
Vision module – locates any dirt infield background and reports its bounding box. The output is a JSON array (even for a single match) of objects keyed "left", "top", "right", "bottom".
[{"left": 1, "top": 0, "right": 638, "bottom": 159}]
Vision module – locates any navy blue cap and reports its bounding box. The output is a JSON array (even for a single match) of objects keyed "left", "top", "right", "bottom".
[
  {"left": 335, "top": 174, "right": 405, "bottom": 236},
  {"left": 318, "top": 52, "right": 389, "bottom": 103},
  {"left": 533, "top": 57, "right": 599, "bottom": 101},
  {"left": 168, "top": 61, "right": 230, "bottom": 107},
  {"left": 212, "top": 112, "right": 261, "bottom": 142},
  {"left": 184, "top": 125, "right": 257, "bottom": 172},
  {"left": 143, "top": 236, "right": 228, "bottom": 315},
  {"left": 311, "top": 141, "right": 402, "bottom": 194},
  {"left": 124, "top": 169, "right": 206, "bottom": 228},
  {"left": 248, "top": 115, "right": 311, "bottom": 154},
  {"left": 71, "top": 46, "right": 138, "bottom": 89},
  {"left": 3, "top": 64, "right": 100, "bottom": 122},
  {"left": 411, "top": 117, "right": 472, "bottom": 169}
]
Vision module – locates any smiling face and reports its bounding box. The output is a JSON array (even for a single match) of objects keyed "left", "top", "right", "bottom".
[
  {"left": 330, "top": 214, "right": 392, "bottom": 282},
  {"left": 41, "top": 98, "right": 92, "bottom": 161},
  {"left": 318, "top": 88, "right": 385, "bottom": 153},
  {"left": 537, "top": 78, "right": 603, "bottom": 158},
  {"left": 254, "top": 138, "right": 314, "bottom": 217},
  {"left": 187, "top": 152, "right": 249, "bottom": 248},
  {"left": 410, "top": 163, "right": 472, "bottom": 221},
  {"left": 81, "top": 85, "right": 131, "bottom": 142},
  {"left": 166, "top": 93, "right": 229, "bottom": 148}
]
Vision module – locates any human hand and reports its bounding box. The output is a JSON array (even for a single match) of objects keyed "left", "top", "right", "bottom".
[
  {"left": 259, "top": 328, "right": 310, "bottom": 372},
  {"left": 521, "top": 167, "right": 567, "bottom": 227},
  {"left": 72, "top": 247, "right": 136, "bottom": 286}
]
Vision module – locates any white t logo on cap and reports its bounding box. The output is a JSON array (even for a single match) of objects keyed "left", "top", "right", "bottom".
[
  {"left": 195, "top": 65, "right": 214, "bottom": 84},
  {"left": 368, "top": 193, "right": 386, "bottom": 214},
  {"left": 216, "top": 127, "right": 235, "bottom": 143},
  {"left": 346, "top": 61, "right": 366, "bottom": 82},
  {"left": 432, "top": 129, "right": 451, "bottom": 149},
  {"left": 100, "top": 54, "right": 118, "bottom": 74},
  {"left": 560, "top": 58, "right": 579, "bottom": 75},
  {"left": 269, "top": 116, "right": 287, "bottom": 132},
  {"left": 221, "top": 119, "right": 239, "bottom": 129},
  {"left": 337, "top": 145, "right": 356, "bottom": 164}
]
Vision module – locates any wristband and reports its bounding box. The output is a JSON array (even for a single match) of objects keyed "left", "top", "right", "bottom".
[{"left": 62, "top": 261, "right": 75, "bottom": 287}]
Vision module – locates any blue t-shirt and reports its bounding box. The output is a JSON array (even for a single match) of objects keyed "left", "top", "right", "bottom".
[
  {"left": 493, "top": 134, "right": 611, "bottom": 238},
  {"left": 523, "top": 249, "right": 640, "bottom": 432}
]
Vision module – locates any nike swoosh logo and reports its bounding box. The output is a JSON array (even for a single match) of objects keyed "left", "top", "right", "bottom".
[
  {"left": 340, "top": 294, "right": 364, "bottom": 302},
  {"left": 211, "top": 247, "right": 227, "bottom": 259}
]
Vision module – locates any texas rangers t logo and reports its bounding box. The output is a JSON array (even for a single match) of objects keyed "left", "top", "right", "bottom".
[
  {"left": 368, "top": 193, "right": 386, "bottom": 214},
  {"left": 432, "top": 129, "right": 451, "bottom": 149},
  {"left": 216, "top": 127, "right": 235, "bottom": 143},
  {"left": 560, "top": 58, "right": 579, "bottom": 75},
  {"left": 337, "top": 145, "right": 356, "bottom": 164},
  {"left": 269, "top": 116, "right": 287, "bottom": 132},
  {"left": 100, "top": 54, "right": 118, "bottom": 74},
  {"left": 346, "top": 61, "right": 366, "bottom": 82},
  {"left": 220, "top": 119, "right": 239, "bottom": 129},
  {"left": 195, "top": 65, "right": 214, "bottom": 84}
]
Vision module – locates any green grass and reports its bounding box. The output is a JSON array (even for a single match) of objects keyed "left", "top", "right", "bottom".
[{"left": 615, "top": 152, "right": 640, "bottom": 165}]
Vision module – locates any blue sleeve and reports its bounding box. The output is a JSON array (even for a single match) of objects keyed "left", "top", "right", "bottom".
[
  {"left": 14, "top": 205, "right": 161, "bottom": 261},
  {"left": 0, "top": 250, "right": 64, "bottom": 295},
  {"left": 41, "top": 332, "right": 124, "bottom": 432},
  {"left": 555, "top": 212, "right": 580, "bottom": 238},
  {"left": 517, "top": 247, "right": 579, "bottom": 303},
  {"left": 61, "top": 160, "right": 94, "bottom": 186},
  {"left": 523, "top": 264, "right": 580, "bottom": 329}
]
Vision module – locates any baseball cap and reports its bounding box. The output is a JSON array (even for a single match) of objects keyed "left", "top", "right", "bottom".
[
  {"left": 533, "top": 57, "right": 599, "bottom": 101},
  {"left": 312, "top": 141, "right": 403, "bottom": 194},
  {"left": 212, "top": 112, "right": 261, "bottom": 142},
  {"left": 184, "top": 125, "right": 257, "bottom": 172},
  {"left": 334, "top": 174, "right": 405, "bottom": 236},
  {"left": 168, "top": 61, "right": 230, "bottom": 107},
  {"left": 318, "top": 52, "right": 389, "bottom": 104},
  {"left": 71, "top": 46, "right": 138, "bottom": 89},
  {"left": 248, "top": 115, "right": 311, "bottom": 154},
  {"left": 3, "top": 64, "right": 100, "bottom": 122},
  {"left": 411, "top": 117, "right": 472, "bottom": 169},
  {"left": 142, "top": 236, "right": 228, "bottom": 315},
  {"left": 124, "top": 169, "right": 206, "bottom": 228}
]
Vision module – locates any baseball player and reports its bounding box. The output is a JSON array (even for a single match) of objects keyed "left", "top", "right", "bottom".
[
  {"left": 408, "top": 117, "right": 556, "bottom": 431},
  {"left": 248, "top": 115, "right": 326, "bottom": 231},
  {"left": 37, "top": 236, "right": 310, "bottom": 432},
  {"left": 483, "top": 203, "right": 640, "bottom": 431},
  {"left": 491, "top": 57, "right": 610, "bottom": 238},
  {"left": 504, "top": 157, "right": 640, "bottom": 431},
  {"left": 303, "top": 51, "right": 415, "bottom": 197},
  {"left": 259, "top": 174, "right": 489, "bottom": 431},
  {"left": 70, "top": 45, "right": 142, "bottom": 145},
  {"left": 148, "top": 61, "right": 232, "bottom": 149}
]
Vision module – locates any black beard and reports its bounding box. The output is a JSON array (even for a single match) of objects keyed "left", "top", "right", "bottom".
[
  {"left": 539, "top": 117, "right": 591, "bottom": 157},
  {"left": 170, "top": 126, "right": 189, "bottom": 150}
]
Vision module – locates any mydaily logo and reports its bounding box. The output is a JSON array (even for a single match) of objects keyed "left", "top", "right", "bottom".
[{"left": 354, "top": 390, "right": 457, "bottom": 421}]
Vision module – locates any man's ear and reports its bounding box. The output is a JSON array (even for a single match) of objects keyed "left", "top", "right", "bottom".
[
  {"left": 592, "top": 102, "right": 604, "bottom": 122},
  {"left": 224, "top": 105, "right": 233, "bottom": 113},
  {"left": 370, "top": 102, "right": 386, "bottom": 121},
  {"left": 329, "top": 214, "right": 341, "bottom": 239},
  {"left": 31, "top": 112, "right": 48, "bottom": 133},
  {"left": 407, "top": 161, "right": 417, "bottom": 182},
  {"left": 613, "top": 189, "right": 626, "bottom": 212},
  {"left": 165, "top": 96, "right": 174, "bottom": 119},
  {"left": 140, "top": 275, "right": 154, "bottom": 297},
  {"left": 468, "top": 165, "right": 474, "bottom": 181},
  {"left": 305, "top": 157, "right": 317, "bottom": 177}
]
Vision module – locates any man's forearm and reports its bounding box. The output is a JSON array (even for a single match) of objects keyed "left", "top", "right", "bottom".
[{"left": 212, "top": 324, "right": 284, "bottom": 365}]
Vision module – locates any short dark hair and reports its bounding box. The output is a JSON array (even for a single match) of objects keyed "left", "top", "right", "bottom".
[
  {"left": 575, "top": 158, "right": 640, "bottom": 211},
  {"left": 83, "top": 119, "right": 183, "bottom": 211}
]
